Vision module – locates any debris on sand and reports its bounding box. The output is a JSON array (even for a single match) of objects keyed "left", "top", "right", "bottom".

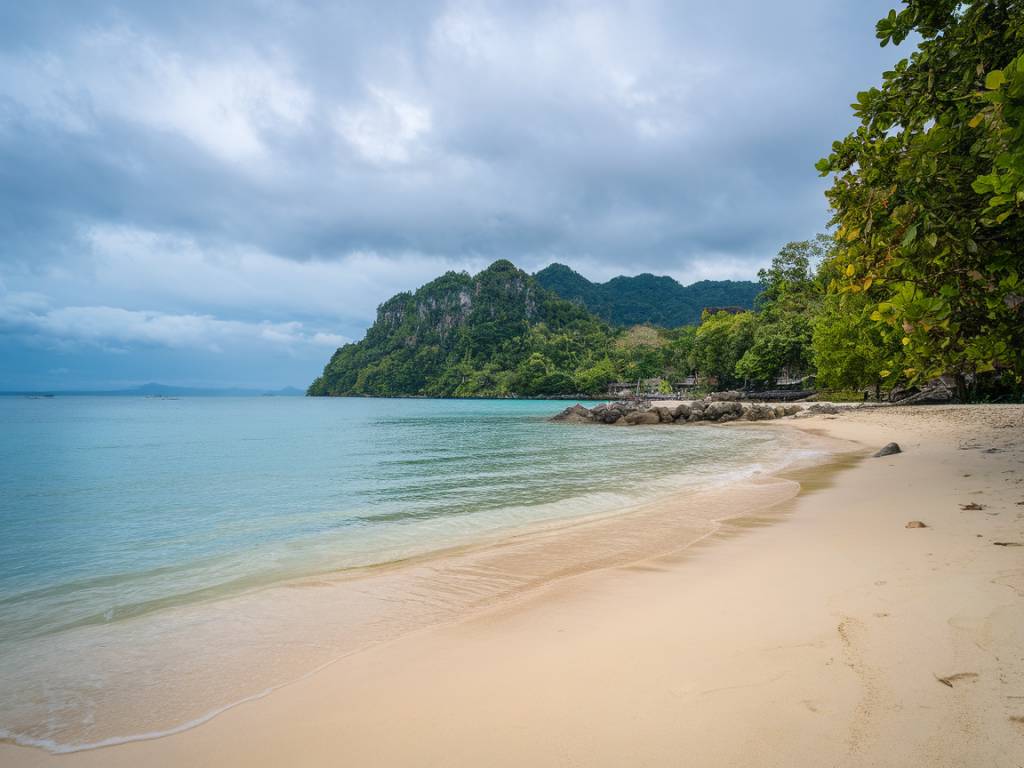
[{"left": 934, "top": 672, "right": 979, "bottom": 688}]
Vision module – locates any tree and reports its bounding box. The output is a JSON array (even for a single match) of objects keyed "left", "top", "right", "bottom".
[
  {"left": 812, "top": 255, "right": 901, "bottom": 396},
  {"left": 574, "top": 357, "right": 618, "bottom": 396},
  {"left": 693, "top": 311, "right": 756, "bottom": 388},
  {"left": 816, "top": 0, "right": 1024, "bottom": 398},
  {"left": 734, "top": 238, "right": 826, "bottom": 384}
]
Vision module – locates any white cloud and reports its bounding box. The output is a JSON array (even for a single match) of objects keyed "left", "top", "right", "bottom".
[
  {"left": 334, "top": 87, "right": 432, "bottom": 164},
  {"left": 70, "top": 224, "right": 484, "bottom": 324},
  {"left": 0, "top": 25, "right": 312, "bottom": 164}
]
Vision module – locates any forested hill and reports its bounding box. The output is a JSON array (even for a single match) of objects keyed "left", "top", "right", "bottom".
[
  {"left": 307, "top": 260, "right": 613, "bottom": 397},
  {"left": 534, "top": 263, "right": 761, "bottom": 327}
]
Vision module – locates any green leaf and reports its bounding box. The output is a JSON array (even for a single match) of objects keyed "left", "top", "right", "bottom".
[
  {"left": 901, "top": 224, "right": 918, "bottom": 247},
  {"left": 985, "top": 70, "right": 1006, "bottom": 90}
]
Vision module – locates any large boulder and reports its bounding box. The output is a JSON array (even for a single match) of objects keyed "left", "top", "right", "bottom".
[
  {"left": 704, "top": 401, "right": 743, "bottom": 421},
  {"left": 550, "top": 404, "right": 593, "bottom": 423},
  {"left": 672, "top": 403, "right": 692, "bottom": 421},
  {"left": 742, "top": 403, "right": 778, "bottom": 421},
  {"left": 783, "top": 404, "right": 802, "bottom": 416},
  {"left": 624, "top": 410, "right": 661, "bottom": 425},
  {"left": 654, "top": 406, "right": 675, "bottom": 423}
]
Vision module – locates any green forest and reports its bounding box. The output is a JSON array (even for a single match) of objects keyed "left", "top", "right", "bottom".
[
  {"left": 311, "top": 1, "right": 1024, "bottom": 401},
  {"left": 533, "top": 264, "right": 761, "bottom": 327}
]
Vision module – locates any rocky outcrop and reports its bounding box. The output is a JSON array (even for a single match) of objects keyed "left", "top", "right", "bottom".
[
  {"left": 550, "top": 398, "right": 825, "bottom": 426},
  {"left": 549, "top": 403, "right": 594, "bottom": 423}
]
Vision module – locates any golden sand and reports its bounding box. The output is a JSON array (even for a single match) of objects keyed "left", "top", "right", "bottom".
[{"left": 3, "top": 405, "right": 1022, "bottom": 767}]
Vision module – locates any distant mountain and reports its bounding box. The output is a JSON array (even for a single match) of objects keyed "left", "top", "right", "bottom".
[
  {"left": 0, "top": 383, "right": 304, "bottom": 397},
  {"left": 308, "top": 260, "right": 611, "bottom": 397},
  {"left": 534, "top": 263, "right": 761, "bottom": 327}
]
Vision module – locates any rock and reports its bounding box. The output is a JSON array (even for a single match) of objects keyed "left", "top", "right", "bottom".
[
  {"left": 551, "top": 404, "right": 592, "bottom": 423},
  {"left": 773, "top": 405, "right": 787, "bottom": 419},
  {"left": 703, "top": 401, "right": 738, "bottom": 421},
  {"left": 624, "top": 410, "right": 661, "bottom": 425},
  {"left": 672, "top": 403, "right": 692, "bottom": 420},
  {"left": 654, "top": 406, "right": 675, "bottom": 423},
  {"left": 718, "top": 412, "right": 739, "bottom": 423},
  {"left": 742, "top": 403, "right": 777, "bottom": 421},
  {"left": 873, "top": 442, "right": 902, "bottom": 458},
  {"left": 808, "top": 403, "right": 841, "bottom": 415},
  {"left": 905, "top": 520, "right": 927, "bottom": 528},
  {"left": 783, "top": 404, "right": 802, "bottom": 416}
]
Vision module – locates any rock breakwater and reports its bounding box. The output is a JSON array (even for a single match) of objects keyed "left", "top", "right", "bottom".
[{"left": 551, "top": 398, "right": 849, "bottom": 425}]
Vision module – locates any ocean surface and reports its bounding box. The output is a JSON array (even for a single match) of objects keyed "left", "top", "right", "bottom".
[{"left": 0, "top": 396, "right": 812, "bottom": 752}]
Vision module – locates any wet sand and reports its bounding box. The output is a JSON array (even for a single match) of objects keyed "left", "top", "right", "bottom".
[{"left": 3, "top": 405, "right": 1022, "bottom": 766}]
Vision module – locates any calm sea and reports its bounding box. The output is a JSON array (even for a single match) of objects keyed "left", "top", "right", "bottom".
[{"left": 0, "top": 396, "right": 807, "bottom": 751}]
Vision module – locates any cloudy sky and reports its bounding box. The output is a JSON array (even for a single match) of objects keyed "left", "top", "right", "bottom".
[{"left": 0, "top": 1, "right": 908, "bottom": 390}]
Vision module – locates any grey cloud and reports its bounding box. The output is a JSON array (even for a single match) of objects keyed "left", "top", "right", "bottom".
[{"left": 0, "top": 0, "right": 907, "bottom": 387}]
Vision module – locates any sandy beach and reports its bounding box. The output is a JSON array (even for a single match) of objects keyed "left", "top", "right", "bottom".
[{"left": 2, "top": 404, "right": 1022, "bottom": 767}]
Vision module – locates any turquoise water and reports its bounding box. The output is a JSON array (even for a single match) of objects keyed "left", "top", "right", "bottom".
[{"left": 0, "top": 396, "right": 795, "bottom": 751}]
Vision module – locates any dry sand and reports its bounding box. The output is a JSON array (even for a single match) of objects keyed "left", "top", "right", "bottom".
[{"left": 2, "top": 405, "right": 1022, "bottom": 767}]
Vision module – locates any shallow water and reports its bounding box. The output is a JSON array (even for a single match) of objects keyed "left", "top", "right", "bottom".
[{"left": 0, "top": 396, "right": 813, "bottom": 751}]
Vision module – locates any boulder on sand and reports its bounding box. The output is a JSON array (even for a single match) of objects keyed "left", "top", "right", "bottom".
[
  {"left": 654, "top": 406, "right": 675, "bottom": 423},
  {"left": 873, "top": 442, "right": 902, "bottom": 457},
  {"left": 672, "top": 403, "right": 692, "bottom": 421},
  {"left": 742, "top": 403, "right": 777, "bottom": 421},
  {"left": 704, "top": 401, "right": 743, "bottom": 421}
]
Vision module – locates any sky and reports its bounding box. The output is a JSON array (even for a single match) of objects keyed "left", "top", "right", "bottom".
[{"left": 0, "top": 0, "right": 911, "bottom": 390}]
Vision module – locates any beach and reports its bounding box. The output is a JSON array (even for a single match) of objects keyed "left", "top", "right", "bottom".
[{"left": 2, "top": 404, "right": 1022, "bottom": 767}]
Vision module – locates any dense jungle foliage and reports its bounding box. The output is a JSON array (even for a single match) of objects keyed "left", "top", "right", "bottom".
[{"left": 534, "top": 264, "right": 761, "bottom": 327}]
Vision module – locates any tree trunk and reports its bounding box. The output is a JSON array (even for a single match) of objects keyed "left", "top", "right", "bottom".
[{"left": 955, "top": 373, "right": 969, "bottom": 403}]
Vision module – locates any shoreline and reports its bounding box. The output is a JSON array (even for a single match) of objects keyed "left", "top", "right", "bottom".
[
  {"left": 2, "top": 405, "right": 1022, "bottom": 765},
  {"left": 0, "top": 422, "right": 846, "bottom": 756}
]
